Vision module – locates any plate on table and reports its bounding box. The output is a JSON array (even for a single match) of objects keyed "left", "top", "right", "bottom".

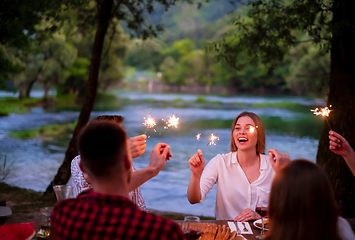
[{"left": 253, "top": 219, "right": 269, "bottom": 231}]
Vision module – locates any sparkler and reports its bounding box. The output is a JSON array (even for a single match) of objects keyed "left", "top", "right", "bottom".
[
  {"left": 311, "top": 105, "right": 332, "bottom": 129},
  {"left": 164, "top": 115, "right": 180, "bottom": 129},
  {"left": 143, "top": 116, "right": 156, "bottom": 134},
  {"left": 196, "top": 133, "right": 201, "bottom": 141},
  {"left": 203, "top": 133, "right": 219, "bottom": 149}
]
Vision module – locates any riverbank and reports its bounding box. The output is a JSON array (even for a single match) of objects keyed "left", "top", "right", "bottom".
[
  {"left": 0, "top": 182, "right": 214, "bottom": 228},
  {"left": 0, "top": 91, "right": 321, "bottom": 118}
]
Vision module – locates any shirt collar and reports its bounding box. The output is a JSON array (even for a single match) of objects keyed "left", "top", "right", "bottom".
[
  {"left": 231, "top": 151, "right": 266, "bottom": 170},
  {"left": 80, "top": 189, "right": 135, "bottom": 207}
]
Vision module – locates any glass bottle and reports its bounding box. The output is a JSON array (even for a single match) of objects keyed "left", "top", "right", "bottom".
[{"left": 36, "top": 207, "right": 54, "bottom": 240}]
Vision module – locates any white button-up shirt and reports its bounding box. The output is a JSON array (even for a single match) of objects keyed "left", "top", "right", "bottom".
[{"left": 200, "top": 152, "right": 275, "bottom": 220}]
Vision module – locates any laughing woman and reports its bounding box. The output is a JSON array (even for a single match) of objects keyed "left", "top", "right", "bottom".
[{"left": 187, "top": 112, "right": 279, "bottom": 221}]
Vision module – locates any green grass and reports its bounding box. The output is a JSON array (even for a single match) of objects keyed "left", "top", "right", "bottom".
[
  {"left": 195, "top": 96, "right": 208, "bottom": 104},
  {"left": 9, "top": 122, "right": 77, "bottom": 140},
  {"left": 171, "top": 98, "right": 184, "bottom": 102},
  {"left": 191, "top": 96, "right": 222, "bottom": 105},
  {"left": 55, "top": 94, "right": 77, "bottom": 107},
  {"left": 0, "top": 97, "right": 41, "bottom": 116},
  {"left": 252, "top": 102, "right": 306, "bottom": 109}
]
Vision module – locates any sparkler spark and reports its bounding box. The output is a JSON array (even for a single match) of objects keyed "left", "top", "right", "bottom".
[
  {"left": 143, "top": 116, "right": 156, "bottom": 128},
  {"left": 249, "top": 126, "right": 256, "bottom": 133},
  {"left": 164, "top": 115, "right": 179, "bottom": 129},
  {"left": 196, "top": 133, "right": 201, "bottom": 141},
  {"left": 143, "top": 116, "right": 156, "bottom": 135},
  {"left": 206, "top": 133, "right": 219, "bottom": 146},
  {"left": 310, "top": 105, "right": 332, "bottom": 129},
  {"left": 311, "top": 106, "right": 331, "bottom": 117}
]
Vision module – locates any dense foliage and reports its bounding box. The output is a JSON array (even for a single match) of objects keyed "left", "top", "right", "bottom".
[
  {"left": 0, "top": 0, "right": 332, "bottom": 98},
  {"left": 123, "top": 0, "right": 331, "bottom": 96}
]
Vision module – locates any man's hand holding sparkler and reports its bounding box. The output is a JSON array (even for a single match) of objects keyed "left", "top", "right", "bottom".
[
  {"left": 329, "top": 130, "right": 355, "bottom": 176},
  {"left": 189, "top": 149, "right": 205, "bottom": 176}
]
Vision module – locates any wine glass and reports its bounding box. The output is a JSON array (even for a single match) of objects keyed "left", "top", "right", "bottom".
[
  {"left": 255, "top": 196, "right": 268, "bottom": 239},
  {"left": 182, "top": 216, "right": 201, "bottom": 240},
  {"left": 53, "top": 185, "right": 73, "bottom": 202}
]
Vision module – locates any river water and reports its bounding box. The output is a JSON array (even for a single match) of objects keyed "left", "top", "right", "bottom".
[{"left": 0, "top": 90, "right": 325, "bottom": 217}]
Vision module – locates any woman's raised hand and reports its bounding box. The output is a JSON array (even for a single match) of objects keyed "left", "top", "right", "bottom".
[
  {"left": 268, "top": 149, "right": 291, "bottom": 172},
  {"left": 189, "top": 149, "right": 205, "bottom": 176},
  {"left": 129, "top": 134, "right": 147, "bottom": 159}
]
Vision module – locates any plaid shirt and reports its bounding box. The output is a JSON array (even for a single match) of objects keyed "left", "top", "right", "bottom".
[
  {"left": 51, "top": 190, "right": 185, "bottom": 240},
  {"left": 71, "top": 155, "right": 146, "bottom": 211}
]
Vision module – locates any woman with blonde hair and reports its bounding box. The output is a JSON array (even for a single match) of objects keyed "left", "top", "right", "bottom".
[
  {"left": 187, "top": 112, "right": 278, "bottom": 221},
  {"left": 265, "top": 159, "right": 355, "bottom": 240}
]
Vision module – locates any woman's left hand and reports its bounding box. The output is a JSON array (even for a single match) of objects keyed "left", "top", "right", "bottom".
[{"left": 234, "top": 208, "right": 260, "bottom": 222}]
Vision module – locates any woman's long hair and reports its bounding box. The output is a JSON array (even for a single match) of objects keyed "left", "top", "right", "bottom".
[
  {"left": 264, "top": 159, "right": 341, "bottom": 240},
  {"left": 230, "top": 112, "right": 265, "bottom": 154}
]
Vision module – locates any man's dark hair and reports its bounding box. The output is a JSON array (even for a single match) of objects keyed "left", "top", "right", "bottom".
[
  {"left": 91, "top": 115, "right": 124, "bottom": 124},
  {"left": 77, "top": 122, "right": 127, "bottom": 178}
]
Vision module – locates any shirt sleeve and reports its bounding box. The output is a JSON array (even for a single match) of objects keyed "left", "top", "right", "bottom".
[
  {"left": 71, "top": 155, "right": 91, "bottom": 198},
  {"left": 338, "top": 217, "right": 355, "bottom": 240},
  {"left": 199, "top": 154, "right": 220, "bottom": 202},
  {"left": 129, "top": 163, "right": 147, "bottom": 212}
]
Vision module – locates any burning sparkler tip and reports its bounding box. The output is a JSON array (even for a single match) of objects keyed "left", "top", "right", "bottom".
[
  {"left": 165, "top": 115, "right": 180, "bottom": 129},
  {"left": 196, "top": 133, "right": 201, "bottom": 141}
]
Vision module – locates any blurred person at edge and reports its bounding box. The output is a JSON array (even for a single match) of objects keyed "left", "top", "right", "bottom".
[{"left": 264, "top": 159, "right": 355, "bottom": 240}]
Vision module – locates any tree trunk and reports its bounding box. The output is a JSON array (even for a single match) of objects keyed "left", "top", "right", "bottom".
[
  {"left": 44, "top": 0, "right": 114, "bottom": 196},
  {"left": 25, "top": 78, "right": 37, "bottom": 98},
  {"left": 316, "top": 0, "right": 355, "bottom": 217},
  {"left": 44, "top": 83, "right": 50, "bottom": 100},
  {"left": 18, "top": 82, "right": 24, "bottom": 100},
  {"left": 26, "top": 67, "right": 43, "bottom": 98}
]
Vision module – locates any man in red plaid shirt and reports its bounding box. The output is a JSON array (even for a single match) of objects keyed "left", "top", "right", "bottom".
[{"left": 51, "top": 121, "right": 185, "bottom": 240}]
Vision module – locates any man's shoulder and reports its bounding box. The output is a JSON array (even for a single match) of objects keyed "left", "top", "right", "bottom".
[
  {"left": 52, "top": 194, "right": 85, "bottom": 213},
  {"left": 51, "top": 196, "right": 184, "bottom": 240}
]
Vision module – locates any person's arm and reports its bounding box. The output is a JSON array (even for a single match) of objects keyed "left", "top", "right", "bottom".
[
  {"left": 71, "top": 156, "right": 92, "bottom": 198},
  {"left": 267, "top": 149, "right": 291, "bottom": 172},
  {"left": 128, "top": 143, "right": 171, "bottom": 191},
  {"left": 329, "top": 130, "right": 355, "bottom": 176},
  {"left": 187, "top": 149, "right": 205, "bottom": 204}
]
